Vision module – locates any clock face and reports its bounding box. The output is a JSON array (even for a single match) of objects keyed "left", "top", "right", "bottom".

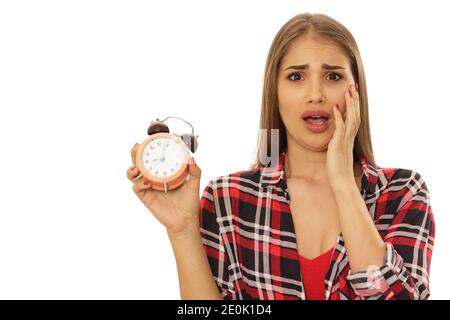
[{"left": 141, "top": 137, "right": 185, "bottom": 178}]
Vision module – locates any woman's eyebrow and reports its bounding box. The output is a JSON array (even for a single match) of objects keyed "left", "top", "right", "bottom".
[{"left": 283, "top": 63, "right": 345, "bottom": 71}]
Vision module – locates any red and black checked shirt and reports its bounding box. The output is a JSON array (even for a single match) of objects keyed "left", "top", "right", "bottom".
[{"left": 199, "top": 150, "right": 435, "bottom": 300}]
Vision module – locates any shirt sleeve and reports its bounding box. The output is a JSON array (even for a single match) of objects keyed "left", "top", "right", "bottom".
[
  {"left": 199, "top": 179, "right": 236, "bottom": 300},
  {"left": 346, "top": 171, "right": 435, "bottom": 300}
]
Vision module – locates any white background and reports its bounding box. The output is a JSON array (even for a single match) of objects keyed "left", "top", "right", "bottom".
[{"left": 0, "top": 0, "right": 448, "bottom": 299}]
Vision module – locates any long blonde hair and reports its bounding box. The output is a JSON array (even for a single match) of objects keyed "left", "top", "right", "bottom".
[{"left": 250, "top": 12, "right": 376, "bottom": 169}]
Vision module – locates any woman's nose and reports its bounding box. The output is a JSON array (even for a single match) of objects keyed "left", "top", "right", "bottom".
[
  {"left": 307, "top": 85, "right": 324, "bottom": 103},
  {"left": 307, "top": 93, "right": 324, "bottom": 103}
]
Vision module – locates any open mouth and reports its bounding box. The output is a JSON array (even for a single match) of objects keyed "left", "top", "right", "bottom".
[
  {"left": 302, "top": 116, "right": 330, "bottom": 133},
  {"left": 303, "top": 116, "right": 329, "bottom": 125}
]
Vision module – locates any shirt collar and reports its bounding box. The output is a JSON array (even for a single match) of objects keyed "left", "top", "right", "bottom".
[{"left": 260, "top": 149, "right": 379, "bottom": 197}]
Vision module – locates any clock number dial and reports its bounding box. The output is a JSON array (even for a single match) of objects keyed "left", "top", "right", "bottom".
[{"left": 141, "top": 138, "right": 185, "bottom": 178}]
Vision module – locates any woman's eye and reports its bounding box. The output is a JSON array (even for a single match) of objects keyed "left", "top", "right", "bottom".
[
  {"left": 287, "top": 72, "right": 343, "bottom": 81},
  {"left": 287, "top": 73, "right": 303, "bottom": 81},
  {"left": 327, "top": 73, "right": 343, "bottom": 81}
]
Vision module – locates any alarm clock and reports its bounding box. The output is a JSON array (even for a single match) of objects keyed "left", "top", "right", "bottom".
[{"left": 136, "top": 116, "right": 199, "bottom": 193}]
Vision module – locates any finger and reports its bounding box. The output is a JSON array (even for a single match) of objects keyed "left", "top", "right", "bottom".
[
  {"left": 345, "top": 86, "right": 355, "bottom": 135},
  {"left": 187, "top": 157, "right": 202, "bottom": 182},
  {"left": 340, "top": 96, "right": 347, "bottom": 122},
  {"left": 333, "top": 104, "right": 344, "bottom": 134},
  {"left": 352, "top": 84, "right": 361, "bottom": 125},
  {"left": 350, "top": 84, "right": 357, "bottom": 120},
  {"left": 348, "top": 84, "right": 360, "bottom": 133},
  {"left": 351, "top": 83, "right": 358, "bottom": 98},
  {"left": 132, "top": 178, "right": 153, "bottom": 196},
  {"left": 127, "top": 165, "right": 141, "bottom": 181},
  {"left": 130, "top": 143, "right": 140, "bottom": 166}
]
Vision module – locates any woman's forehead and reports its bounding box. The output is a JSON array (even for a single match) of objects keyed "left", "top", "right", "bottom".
[
  {"left": 282, "top": 37, "right": 348, "bottom": 68},
  {"left": 289, "top": 34, "right": 340, "bottom": 50}
]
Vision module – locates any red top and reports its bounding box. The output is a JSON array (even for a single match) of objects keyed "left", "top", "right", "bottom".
[{"left": 298, "top": 246, "right": 335, "bottom": 300}]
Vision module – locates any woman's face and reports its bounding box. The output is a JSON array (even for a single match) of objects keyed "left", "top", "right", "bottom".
[{"left": 277, "top": 35, "right": 356, "bottom": 151}]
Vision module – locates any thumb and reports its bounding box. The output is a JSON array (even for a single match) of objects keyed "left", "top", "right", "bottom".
[{"left": 187, "top": 157, "right": 201, "bottom": 181}]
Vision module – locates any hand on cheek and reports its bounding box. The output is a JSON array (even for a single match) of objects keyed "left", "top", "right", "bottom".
[
  {"left": 327, "top": 83, "right": 361, "bottom": 188},
  {"left": 336, "top": 100, "right": 346, "bottom": 122},
  {"left": 338, "top": 83, "right": 358, "bottom": 121}
]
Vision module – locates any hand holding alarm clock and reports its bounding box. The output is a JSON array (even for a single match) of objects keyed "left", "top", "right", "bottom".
[
  {"left": 127, "top": 116, "right": 203, "bottom": 236},
  {"left": 136, "top": 116, "right": 199, "bottom": 193}
]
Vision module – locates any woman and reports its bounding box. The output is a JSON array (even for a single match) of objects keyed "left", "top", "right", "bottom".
[{"left": 126, "top": 13, "right": 435, "bottom": 300}]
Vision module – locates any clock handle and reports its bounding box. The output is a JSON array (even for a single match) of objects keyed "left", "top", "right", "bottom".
[
  {"left": 158, "top": 116, "right": 195, "bottom": 135},
  {"left": 153, "top": 116, "right": 199, "bottom": 153}
]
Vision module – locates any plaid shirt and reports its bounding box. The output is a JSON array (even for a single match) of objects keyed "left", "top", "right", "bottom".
[{"left": 199, "top": 150, "right": 435, "bottom": 300}]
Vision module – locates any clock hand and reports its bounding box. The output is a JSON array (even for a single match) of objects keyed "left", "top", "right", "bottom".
[
  {"left": 162, "top": 143, "right": 168, "bottom": 161},
  {"left": 151, "top": 159, "right": 162, "bottom": 171},
  {"left": 148, "top": 158, "right": 161, "bottom": 168}
]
